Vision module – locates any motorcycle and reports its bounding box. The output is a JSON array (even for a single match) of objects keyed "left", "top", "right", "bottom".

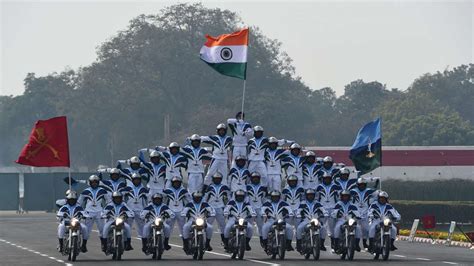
[
  {"left": 265, "top": 214, "right": 288, "bottom": 260},
  {"left": 61, "top": 214, "right": 83, "bottom": 262},
  {"left": 373, "top": 215, "right": 393, "bottom": 261},
  {"left": 188, "top": 215, "right": 207, "bottom": 260},
  {"left": 144, "top": 214, "right": 168, "bottom": 260},
  {"left": 338, "top": 215, "right": 357, "bottom": 261},
  {"left": 105, "top": 215, "right": 127, "bottom": 260},
  {"left": 301, "top": 216, "right": 321, "bottom": 260},
  {"left": 227, "top": 215, "right": 249, "bottom": 260}
]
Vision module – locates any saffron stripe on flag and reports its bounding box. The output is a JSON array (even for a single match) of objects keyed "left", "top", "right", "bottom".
[{"left": 204, "top": 28, "right": 248, "bottom": 47}]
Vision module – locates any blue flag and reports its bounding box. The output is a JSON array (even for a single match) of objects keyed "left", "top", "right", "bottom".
[{"left": 349, "top": 118, "right": 382, "bottom": 175}]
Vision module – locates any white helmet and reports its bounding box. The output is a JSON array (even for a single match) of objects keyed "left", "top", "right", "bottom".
[
  {"left": 66, "top": 191, "right": 78, "bottom": 199},
  {"left": 88, "top": 174, "right": 100, "bottom": 182},
  {"left": 150, "top": 150, "right": 161, "bottom": 158},
  {"left": 268, "top": 137, "right": 278, "bottom": 144},
  {"left": 340, "top": 168, "right": 350, "bottom": 175},
  {"left": 130, "top": 156, "right": 140, "bottom": 164},
  {"left": 171, "top": 176, "right": 182, "bottom": 182},
  {"left": 378, "top": 191, "right": 389, "bottom": 199},
  {"left": 216, "top": 123, "right": 227, "bottom": 130},
  {"left": 306, "top": 151, "right": 316, "bottom": 157},
  {"left": 323, "top": 156, "right": 333, "bottom": 163},
  {"left": 169, "top": 142, "right": 180, "bottom": 149},
  {"left": 112, "top": 191, "right": 123, "bottom": 198},
  {"left": 290, "top": 143, "right": 301, "bottom": 150},
  {"left": 253, "top": 125, "right": 264, "bottom": 132},
  {"left": 110, "top": 168, "right": 120, "bottom": 174},
  {"left": 131, "top": 173, "right": 142, "bottom": 179},
  {"left": 190, "top": 134, "right": 201, "bottom": 141},
  {"left": 357, "top": 177, "right": 368, "bottom": 184}
]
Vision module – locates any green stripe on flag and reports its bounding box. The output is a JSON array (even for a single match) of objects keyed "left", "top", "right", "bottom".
[{"left": 204, "top": 62, "right": 247, "bottom": 80}]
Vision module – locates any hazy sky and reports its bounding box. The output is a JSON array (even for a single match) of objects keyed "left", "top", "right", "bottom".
[{"left": 1, "top": 0, "right": 473, "bottom": 96}]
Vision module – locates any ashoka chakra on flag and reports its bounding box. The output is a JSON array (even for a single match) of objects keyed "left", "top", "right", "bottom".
[{"left": 200, "top": 28, "right": 248, "bottom": 80}]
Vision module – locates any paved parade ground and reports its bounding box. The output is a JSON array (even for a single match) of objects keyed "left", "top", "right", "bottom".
[{"left": 0, "top": 212, "right": 473, "bottom": 266}]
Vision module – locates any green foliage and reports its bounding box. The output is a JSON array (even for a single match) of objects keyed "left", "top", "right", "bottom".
[
  {"left": 384, "top": 179, "right": 474, "bottom": 201},
  {"left": 0, "top": 3, "right": 473, "bottom": 167}
]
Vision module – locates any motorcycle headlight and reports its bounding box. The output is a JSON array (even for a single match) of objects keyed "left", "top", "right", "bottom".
[
  {"left": 383, "top": 218, "right": 391, "bottom": 226},
  {"left": 196, "top": 218, "right": 204, "bottom": 227},
  {"left": 348, "top": 218, "right": 356, "bottom": 226},
  {"left": 71, "top": 218, "right": 79, "bottom": 227},
  {"left": 154, "top": 217, "right": 162, "bottom": 226},
  {"left": 311, "top": 218, "right": 319, "bottom": 226},
  {"left": 115, "top": 217, "right": 124, "bottom": 226},
  {"left": 238, "top": 218, "right": 245, "bottom": 226}
]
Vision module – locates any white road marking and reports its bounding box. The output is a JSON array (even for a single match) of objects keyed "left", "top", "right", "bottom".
[
  {"left": 393, "top": 254, "right": 407, "bottom": 258},
  {"left": 416, "top": 257, "right": 431, "bottom": 261},
  {"left": 442, "top": 262, "right": 458, "bottom": 265},
  {"left": 0, "top": 238, "right": 70, "bottom": 265}
]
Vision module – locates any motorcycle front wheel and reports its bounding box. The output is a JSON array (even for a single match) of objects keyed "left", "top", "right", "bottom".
[
  {"left": 312, "top": 234, "right": 320, "bottom": 260},
  {"left": 114, "top": 235, "right": 122, "bottom": 261},
  {"left": 382, "top": 235, "right": 391, "bottom": 261},
  {"left": 278, "top": 234, "right": 286, "bottom": 260},
  {"left": 347, "top": 235, "right": 355, "bottom": 261},
  {"left": 238, "top": 234, "right": 246, "bottom": 260}
]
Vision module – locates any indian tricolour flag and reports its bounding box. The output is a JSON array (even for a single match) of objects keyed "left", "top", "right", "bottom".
[{"left": 200, "top": 28, "right": 248, "bottom": 80}]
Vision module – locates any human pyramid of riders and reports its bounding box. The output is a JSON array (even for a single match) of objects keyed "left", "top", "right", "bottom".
[{"left": 56, "top": 112, "right": 401, "bottom": 260}]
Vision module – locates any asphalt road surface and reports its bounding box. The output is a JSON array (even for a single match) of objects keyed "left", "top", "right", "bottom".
[{"left": 1, "top": 212, "right": 472, "bottom": 266}]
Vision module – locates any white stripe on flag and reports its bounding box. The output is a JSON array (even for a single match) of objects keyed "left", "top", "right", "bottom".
[{"left": 200, "top": 45, "right": 247, "bottom": 64}]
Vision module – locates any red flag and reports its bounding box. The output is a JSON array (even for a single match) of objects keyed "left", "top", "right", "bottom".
[
  {"left": 421, "top": 215, "right": 436, "bottom": 229},
  {"left": 16, "top": 116, "right": 70, "bottom": 167}
]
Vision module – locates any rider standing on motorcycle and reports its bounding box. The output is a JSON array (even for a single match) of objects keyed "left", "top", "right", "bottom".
[
  {"left": 117, "top": 156, "right": 149, "bottom": 186},
  {"left": 182, "top": 134, "right": 212, "bottom": 194},
  {"left": 163, "top": 176, "right": 190, "bottom": 237},
  {"left": 138, "top": 149, "right": 167, "bottom": 195},
  {"left": 350, "top": 178, "right": 377, "bottom": 249},
  {"left": 282, "top": 143, "right": 304, "bottom": 187},
  {"left": 140, "top": 193, "right": 175, "bottom": 253},
  {"left": 332, "top": 190, "right": 362, "bottom": 253},
  {"left": 264, "top": 137, "right": 289, "bottom": 192},
  {"left": 227, "top": 111, "right": 253, "bottom": 160},
  {"left": 100, "top": 168, "right": 127, "bottom": 202},
  {"left": 57, "top": 191, "right": 89, "bottom": 253},
  {"left": 123, "top": 173, "right": 149, "bottom": 243},
  {"left": 204, "top": 172, "right": 231, "bottom": 248},
  {"left": 228, "top": 156, "right": 251, "bottom": 193},
  {"left": 223, "top": 189, "right": 256, "bottom": 251},
  {"left": 246, "top": 172, "right": 268, "bottom": 245},
  {"left": 247, "top": 126, "right": 269, "bottom": 186},
  {"left": 282, "top": 175, "right": 305, "bottom": 225},
  {"left": 335, "top": 168, "right": 357, "bottom": 191},
  {"left": 316, "top": 156, "right": 339, "bottom": 181},
  {"left": 368, "top": 191, "right": 401, "bottom": 252},
  {"left": 156, "top": 142, "right": 188, "bottom": 188},
  {"left": 182, "top": 192, "right": 216, "bottom": 252},
  {"left": 202, "top": 123, "right": 233, "bottom": 185},
  {"left": 261, "top": 191, "right": 295, "bottom": 251},
  {"left": 78, "top": 175, "right": 108, "bottom": 247},
  {"left": 101, "top": 192, "right": 134, "bottom": 252},
  {"left": 302, "top": 151, "right": 321, "bottom": 190},
  {"left": 316, "top": 172, "right": 342, "bottom": 250},
  {"left": 296, "top": 189, "right": 329, "bottom": 252}
]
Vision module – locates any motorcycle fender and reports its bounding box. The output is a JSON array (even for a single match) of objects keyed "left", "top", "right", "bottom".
[
  {"left": 197, "top": 231, "right": 203, "bottom": 236},
  {"left": 72, "top": 231, "right": 78, "bottom": 237},
  {"left": 116, "top": 231, "right": 122, "bottom": 236}
]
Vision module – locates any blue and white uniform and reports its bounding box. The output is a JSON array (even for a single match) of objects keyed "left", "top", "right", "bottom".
[
  {"left": 163, "top": 186, "right": 190, "bottom": 236},
  {"left": 181, "top": 201, "right": 215, "bottom": 240},
  {"left": 201, "top": 135, "right": 233, "bottom": 185},
  {"left": 264, "top": 148, "right": 288, "bottom": 192},
  {"left": 282, "top": 153, "right": 304, "bottom": 186},
  {"left": 247, "top": 137, "right": 269, "bottom": 185},
  {"left": 57, "top": 203, "right": 89, "bottom": 240},
  {"left": 227, "top": 118, "right": 252, "bottom": 159},
  {"left": 138, "top": 149, "right": 167, "bottom": 195},
  {"left": 302, "top": 162, "right": 321, "bottom": 189},
  {"left": 282, "top": 185, "right": 305, "bottom": 218},
  {"left": 368, "top": 202, "right": 401, "bottom": 240},
  {"left": 246, "top": 183, "right": 268, "bottom": 235},
  {"left": 205, "top": 183, "right": 231, "bottom": 235},
  {"left": 316, "top": 182, "right": 342, "bottom": 237},
  {"left": 332, "top": 201, "right": 362, "bottom": 239},
  {"left": 116, "top": 161, "right": 149, "bottom": 187},
  {"left": 351, "top": 187, "right": 377, "bottom": 240},
  {"left": 296, "top": 200, "right": 328, "bottom": 240},
  {"left": 261, "top": 200, "right": 294, "bottom": 241},
  {"left": 140, "top": 203, "right": 175, "bottom": 239},
  {"left": 123, "top": 184, "right": 149, "bottom": 238},
  {"left": 228, "top": 165, "right": 250, "bottom": 193},
  {"left": 181, "top": 145, "right": 212, "bottom": 193},
  {"left": 78, "top": 187, "right": 108, "bottom": 238},
  {"left": 101, "top": 202, "right": 134, "bottom": 239},
  {"left": 156, "top": 147, "right": 188, "bottom": 187},
  {"left": 223, "top": 200, "right": 256, "bottom": 239}
]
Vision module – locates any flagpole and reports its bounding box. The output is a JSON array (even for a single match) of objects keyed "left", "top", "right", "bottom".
[
  {"left": 241, "top": 79, "right": 247, "bottom": 116},
  {"left": 68, "top": 167, "right": 72, "bottom": 191}
]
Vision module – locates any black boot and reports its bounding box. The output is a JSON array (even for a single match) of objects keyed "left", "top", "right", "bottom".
[
  {"left": 320, "top": 238, "right": 327, "bottom": 251},
  {"left": 205, "top": 238, "right": 213, "bottom": 251},
  {"left": 246, "top": 237, "right": 252, "bottom": 251},
  {"left": 363, "top": 239, "right": 368, "bottom": 249},
  {"left": 141, "top": 238, "right": 147, "bottom": 253},
  {"left": 334, "top": 238, "right": 341, "bottom": 254},
  {"left": 296, "top": 239, "right": 302, "bottom": 253},
  {"left": 259, "top": 236, "right": 265, "bottom": 248},
  {"left": 368, "top": 238, "right": 374, "bottom": 253},
  {"left": 164, "top": 237, "right": 171, "bottom": 250},
  {"left": 100, "top": 238, "right": 107, "bottom": 252},
  {"left": 58, "top": 239, "right": 64, "bottom": 253},
  {"left": 262, "top": 239, "right": 268, "bottom": 251},
  {"left": 223, "top": 237, "right": 229, "bottom": 251},
  {"left": 220, "top": 234, "right": 226, "bottom": 246},
  {"left": 390, "top": 239, "right": 398, "bottom": 251},
  {"left": 80, "top": 239, "right": 88, "bottom": 253},
  {"left": 125, "top": 238, "right": 133, "bottom": 251},
  {"left": 182, "top": 238, "right": 190, "bottom": 253},
  {"left": 355, "top": 238, "right": 361, "bottom": 252},
  {"left": 330, "top": 237, "right": 335, "bottom": 250},
  {"left": 286, "top": 239, "right": 294, "bottom": 251}
]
